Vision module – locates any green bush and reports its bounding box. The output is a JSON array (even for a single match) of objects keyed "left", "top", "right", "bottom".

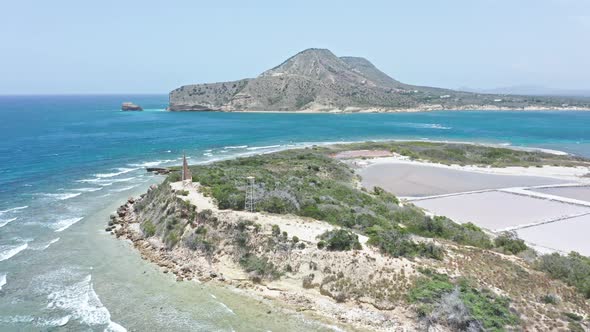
[
  {"left": 168, "top": 172, "right": 181, "bottom": 182},
  {"left": 563, "top": 312, "right": 583, "bottom": 321},
  {"left": 141, "top": 220, "right": 156, "bottom": 237},
  {"left": 367, "top": 226, "right": 443, "bottom": 259},
  {"left": 537, "top": 252, "right": 590, "bottom": 298},
  {"left": 540, "top": 294, "right": 559, "bottom": 305},
  {"left": 409, "top": 272, "right": 519, "bottom": 331},
  {"left": 408, "top": 272, "right": 454, "bottom": 303},
  {"left": 271, "top": 224, "right": 281, "bottom": 237},
  {"left": 494, "top": 232, "right": 528, "bottom": 255},
  {"left": 402, "top": 211, "right": 493, "bottom": 249},
  {"left": 177, "top": 189, "right": 189, "bottom": 196},
  {"left": 239, "top": 254, "right": 281, "bottom": 281},
  {"left": 318, "top": 229, "right": 362, "bottom": 251}
]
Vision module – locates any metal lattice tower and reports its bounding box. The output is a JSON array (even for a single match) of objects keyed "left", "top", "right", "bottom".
[{"left": 245, "top": 176, "right": 255, "bottom": 212}]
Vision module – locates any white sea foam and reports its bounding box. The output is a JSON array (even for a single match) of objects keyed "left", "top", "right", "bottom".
[
  {"left": 395, "top": 122, "right": 452, "bottom": 130},
  {"left": 224, "top": 145, "right": 248, "bottom": 149},
  {"left": 77, "top": 177, "right": 136, "bottom": 186},
  {"left": 38, "top": 192, "right": 82, "bottom": 200},
  {"left": 52, "top": 217, "right": 83, "bottom": 232},
  {"left": 47, "top": 275, "right": 126, "bottom": 331},
  {"left": 128, "top": 159, "right": 175, "bottom": 167},
  {"left": 0, "top": 242, "right": 28, "bottom": 262},
  {"left": 0, "top": 273, "right": 6, "bottom": 290},
  {"left": 94, "top": 168, "right": 138, "bottom": 178},
  {"left": 0, "top": 315, "right": 34, "bottom": 324},
  {"left": 0, "top": 217, "right": 17, "bottom": 228},
  {"left": 424, "top": 123, "right": 451, "bottom": 130},
  {"left": 38, "top": 315, "right": 70, "bottom": 327},
  {"left": 218, "top": 302, "right": 235, "bottom": 315},
  {"left": 74, "top": 187, "right": 103, "bottom": 192},
  {"left": 246, "top": 145, "right": 282, "bottom": 151},
  {"left": 0, "top": 206, "right": 28, "bottom": 215},
  {"left": 109, "top": 185, "right": 138, "bottom": 193},
  {"left": 203, "top": 153, "right": 213, "bottom": 157},
  {"left": 31, "top": 238, "right": 60, "bottom": 251}
]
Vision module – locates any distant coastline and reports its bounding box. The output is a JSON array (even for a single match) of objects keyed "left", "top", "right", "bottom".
[{"left": 168, "top": 104, "right": 590, "bottom": 113}]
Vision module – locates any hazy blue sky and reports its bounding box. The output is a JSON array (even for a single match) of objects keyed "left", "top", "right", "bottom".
[{"left": 2, "top": 0, "right": 589, "bottom": 94}]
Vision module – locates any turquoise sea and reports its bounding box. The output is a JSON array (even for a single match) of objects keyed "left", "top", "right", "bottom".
[{"left": 0, "top": 95, "right": 589, "bottom": 331}]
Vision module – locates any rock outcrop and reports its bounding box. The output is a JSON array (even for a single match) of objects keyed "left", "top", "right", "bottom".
[
  {"left": 169, "top": 48, "right": 590, "bottom": 112},
  {"left": 121, "top": 102, "right": 143, "bottom": 111}
]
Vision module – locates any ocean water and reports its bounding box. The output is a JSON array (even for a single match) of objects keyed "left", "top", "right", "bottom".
[{"left": 0, "top": 94, "right": 589, "bottom": 331}]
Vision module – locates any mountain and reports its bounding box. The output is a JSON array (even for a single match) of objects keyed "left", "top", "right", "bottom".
[{"left": 169, "top": 48, "right": 590, "bottom": 112}]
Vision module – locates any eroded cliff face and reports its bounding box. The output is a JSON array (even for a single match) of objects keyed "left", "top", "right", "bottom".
[{"left": 168, "top": 79, "right": 250, "bottom": 111}]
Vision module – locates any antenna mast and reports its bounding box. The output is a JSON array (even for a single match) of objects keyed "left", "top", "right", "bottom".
[{"left": 245, "top": 176, "right": 255, "bottom": 212}]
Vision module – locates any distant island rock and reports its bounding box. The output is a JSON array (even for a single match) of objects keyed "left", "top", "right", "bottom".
[
  {"left": 169, "top": 48, "right": 590, "bottom": 112},
  {"left": 121, "top": 102, "right": 143, "bottom": 111}
]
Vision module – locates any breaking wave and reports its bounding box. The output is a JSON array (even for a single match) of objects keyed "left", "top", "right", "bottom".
[
  {"left": 0, "top": 242, "right": 29, "bottom": 262},
  {"left": 0, "top": 206, "right": 28, "bottom": 215},
  {"left": 46, "top": 274, "right": 126, "bottom": 331},
  {"left": 224, "top": 145, "right": 248, "bottom": 149},
  {"left": 73, "top": 187, "right": 103, "bottom": 192},
  {"left": 109, "top": 185, "right": 138, "bottom": 193},
  {"left": 93, "top": 168, "right": 138, "bottom": 178},
  {"left": 128, "top": 159, "right": 175, "bottom": 168},
  {"left": 52, "top": 217, "right": 83, "bottom": 232},
  {"left": 0, "top": 217, "right": 17, "bottom": 228},
  {"left": 37, "top": 192, "right": 82, "bottom": 200},
  {"left": 31, "top": 238, "right": 60, "bottom": 251},
  {"left": 246, "top": 145, "right": 281, "bottom": 151},
  {"left": 0, "top": 273, "right": 6, "bottom": 290}
]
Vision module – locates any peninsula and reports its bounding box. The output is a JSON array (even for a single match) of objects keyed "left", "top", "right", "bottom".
[
  {"left": 169, "top": 48, "right": 590, "bottom": 112},
  {"left": 111, "top": 141, "right": 590, "bottom": 331}
]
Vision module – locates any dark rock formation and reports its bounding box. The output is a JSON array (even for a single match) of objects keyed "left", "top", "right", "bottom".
[
  {"left": 121, "top": 102, "right": 143, "bottom": 111},
  {"left": 146, "top": 167, "right": 172, "bottom": 175}
]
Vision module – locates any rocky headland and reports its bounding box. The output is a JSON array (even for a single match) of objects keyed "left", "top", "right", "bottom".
[
  {"left": 109, "top": 142, "right": 590, "bottom": 331},
  {"left": 168, "top": 48, "right": 590, "bottom": 113}
]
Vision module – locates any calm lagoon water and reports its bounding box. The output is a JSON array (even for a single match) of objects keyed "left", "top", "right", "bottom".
[{"left": 0, "top": 95, "right": 589, "bottom": 331}]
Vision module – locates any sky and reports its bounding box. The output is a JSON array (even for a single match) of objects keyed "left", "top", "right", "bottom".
[{"left": 1, "top": 0, "right": 590, "bottom": 94}]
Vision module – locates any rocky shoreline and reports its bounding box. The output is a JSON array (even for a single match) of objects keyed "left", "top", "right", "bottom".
[{"left": 107, "top": 183, "right": 423, "bottom": 331}]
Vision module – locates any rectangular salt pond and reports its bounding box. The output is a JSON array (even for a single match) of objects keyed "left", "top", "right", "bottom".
[
  {"left": 528, "top": 186, "right": 590, "bottom": 203},
  {"left": 359, "top": 163, "right": 566, "bottom": 197},
  {"left": 517, "top": 214, "right": 590, "bottom": 256},
  {"left": 412, "top": 191, "right": 590, "bottom": 232}
]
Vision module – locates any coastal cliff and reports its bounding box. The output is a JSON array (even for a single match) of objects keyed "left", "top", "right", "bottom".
[
  {"left": 169, "top": 48, "right": 590, "bottom": 112},
  {"left": 110, "top": 142, "right": 590, "bottom": 331}
]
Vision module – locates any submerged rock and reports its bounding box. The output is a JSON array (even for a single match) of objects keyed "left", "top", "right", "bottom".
[{"left": 121, "top": 102, "right": 143, "bottom": 111}]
